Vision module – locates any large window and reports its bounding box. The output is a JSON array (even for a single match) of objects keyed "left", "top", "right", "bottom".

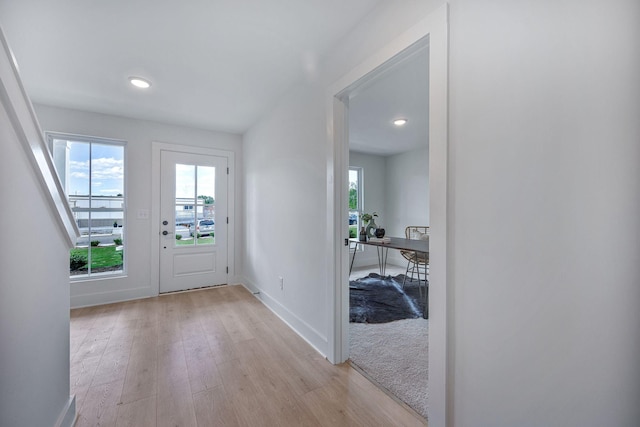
[
  {"left": 47, "top": 133, "right": 126, "bottom": 278},
  {"left": 349, "top": 167, "right": 363, "bottom": 238}
]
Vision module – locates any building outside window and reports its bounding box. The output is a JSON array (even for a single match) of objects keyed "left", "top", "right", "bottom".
[{"left": 47, "top": 133, "right": 126, "bottom": 278}]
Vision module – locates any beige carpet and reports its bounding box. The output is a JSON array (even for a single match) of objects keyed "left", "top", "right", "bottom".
[{"left": 349, "top": 318, "right": 429, "bottom": 420}]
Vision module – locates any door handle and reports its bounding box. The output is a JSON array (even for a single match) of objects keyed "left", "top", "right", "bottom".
[{"left": 162, "top": 230, "right": 173, "bottom": 236}]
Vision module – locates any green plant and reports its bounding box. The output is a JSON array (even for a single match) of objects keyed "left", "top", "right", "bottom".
[
  {"left": 360, "top": 212, "right": 378, "bottom": 223},
  {"left": 349, "top": 226, "right": 357, "bottom": 238},
  {"left": 175, "top": 234, "right": 182, "bottom": 240},
  {"left": 113, "top": 238, "right": 122, "bottom": 245},
  {"left": 90, "top": 240, "right": 100, "bottom": 247},
  {"left": 70, "top": 252, "right": 87, "bottom": 271}
]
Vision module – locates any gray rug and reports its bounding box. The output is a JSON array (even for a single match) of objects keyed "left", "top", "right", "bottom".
[
  {"left": 350, "top": 318, "right": 429, "bottom": 420},
  {"left": 349, "top": 273, "right": 427, "bottom": 323}
]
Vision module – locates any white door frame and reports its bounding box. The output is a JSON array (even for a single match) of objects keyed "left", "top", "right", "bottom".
[
  {"left": 325, "top": 5, "right": 449, "bottom": 426},
  {"left": 151, "top": 142, "right": 235, "bottom": 295}
]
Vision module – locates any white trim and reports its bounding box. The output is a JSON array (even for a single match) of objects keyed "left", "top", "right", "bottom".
[
  {"left": 151, "top": 142, "right": 236, "bottom": 296},
  {"left": 54, "top": 395, "right": 76, "bottom": 427},
  {"left": 70, "top": 285, "right": 152, "bottom": 308},
  {"left": 326, "top": 5, "right": 449, "bottom": 427},
  {"left": 0, "top": 27, "right": 79, "bottom": 247}
]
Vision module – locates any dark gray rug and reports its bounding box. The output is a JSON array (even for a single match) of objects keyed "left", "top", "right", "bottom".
[{"left": 349, "top": 273, "right": 428, "bottom": 323}]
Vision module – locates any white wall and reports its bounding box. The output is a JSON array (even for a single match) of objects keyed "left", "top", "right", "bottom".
[
  {"left": 33, "top": 104, "right": 243, "bottom": 308},
  {"left": 0, "top": 103, "right": 74, "bottom": 426},
  {"left": 386, "top": 147, "right": 429, "bottom": 235},
  {"left": 385, "top": 146, "right": 429, "bottom": 265},
  {"left": 448, "top": 0, "right": 640, "bottom": 426}
]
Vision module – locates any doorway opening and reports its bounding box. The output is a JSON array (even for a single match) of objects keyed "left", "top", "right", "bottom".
[
  {"left": 326, "top": 5, "right": 448, "bottom": 425},
  {"left": 346, "top": 43, "right": 430, "bottom": 418}
]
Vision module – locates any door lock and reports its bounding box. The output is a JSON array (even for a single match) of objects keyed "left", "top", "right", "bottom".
[{"left": 162, "top": 220, "right": 168, "bottom": 225}]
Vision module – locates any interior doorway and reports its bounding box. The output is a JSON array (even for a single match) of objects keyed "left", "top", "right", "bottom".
[
  {"left": 326, "top": 5, "right": 448, "bottom": 425},
  {"left": 346, "top": 44, "right": 430, "bottom": 418}
]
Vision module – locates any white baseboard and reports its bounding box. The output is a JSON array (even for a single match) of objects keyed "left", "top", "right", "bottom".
[
  {"left": 54, "top": 395, "right": 76, "bottom": 427},
  {"left": 239, "top": 277, "right": 328, "bottom": 358},
  {"left": 70, "top": 286, "right": 153, "bottom": 309}
]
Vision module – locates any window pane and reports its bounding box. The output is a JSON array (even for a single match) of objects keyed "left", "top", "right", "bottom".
[
  {"left": 196, "top": 166, "right": 215, "bottom": 246},
  {"left": 90, "top": 143, "right": 124, "bottom": 208},
  {"left": 68, "top": 141, "right": 90, "bottom": 198},
  {"left": 349, "top": 169, "right": 359, "bottom": 210},
  {"left": 176, "top": 164, "right": 195, "bottom": 199},
  {"left": 348, "top": 168, "right": 362, "bottom": 240}
]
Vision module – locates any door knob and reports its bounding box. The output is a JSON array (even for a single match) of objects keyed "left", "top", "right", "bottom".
[{"left": 162, "top": 220, "right": 168, "bottom": 225}]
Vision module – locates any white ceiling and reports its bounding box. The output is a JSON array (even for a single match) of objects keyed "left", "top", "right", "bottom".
[
  {"left": 349, "top": 48, "right": 429, "bottom": 157},
  {"left": 0, "top": 0, "right": 383, "bottom": 134}
]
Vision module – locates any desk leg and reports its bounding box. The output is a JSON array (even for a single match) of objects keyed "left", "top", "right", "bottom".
[
  {"left": 376, "top": 246, "right": 389, "bottom": 276},
  {"left": 349, "top": 244, "right": 358, "bottom": 275},
  {"left": 415, "top": 251, "right": 422, "bottom": 299}
]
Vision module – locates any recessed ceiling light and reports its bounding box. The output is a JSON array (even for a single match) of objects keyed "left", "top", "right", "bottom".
[
  {"left": 129, "top": 77, "right": 151, "bottom": 89},
  {"left": 393, "top": 118, "right": 408, "bottom": 126}
]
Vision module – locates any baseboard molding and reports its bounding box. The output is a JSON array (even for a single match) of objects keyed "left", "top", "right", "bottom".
[
  {"left": 70, "top": 286, "right": 153, "bottom": 309},
  {"left": 54, "top": 395, "right": 76, "bottom": 427},
  {"left": 239, "top": 277, "right": 328, "bottom": 358}
]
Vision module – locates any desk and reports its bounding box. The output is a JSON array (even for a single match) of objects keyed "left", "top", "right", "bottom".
[{"left": 349, "top": 237, "right": 429, "bottom": 276}]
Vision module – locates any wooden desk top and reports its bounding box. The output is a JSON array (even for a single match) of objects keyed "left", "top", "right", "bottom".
[{"left": 349, "top": 237, "right": 429, "bottom": 253}]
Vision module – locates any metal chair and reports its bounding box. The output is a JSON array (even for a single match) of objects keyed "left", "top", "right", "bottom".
[{"left": 401, "top": 226, "right": 429, "bottom": 298}]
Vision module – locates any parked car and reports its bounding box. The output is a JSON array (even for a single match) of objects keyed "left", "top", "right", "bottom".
[
  {"left": 192, "top": 219, "right": 214, "bottom": 236},
  {"left": 349, "top": 213, "right": 358, "bottom": 225}
]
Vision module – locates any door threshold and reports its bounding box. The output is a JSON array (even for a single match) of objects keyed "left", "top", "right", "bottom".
[{"left": 159, "top": 283, "right": 228, "bottom": 295}]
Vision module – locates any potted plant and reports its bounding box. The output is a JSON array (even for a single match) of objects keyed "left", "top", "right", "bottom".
[{"left": 360, "top": 212, "right": 379, "bottom": 237}]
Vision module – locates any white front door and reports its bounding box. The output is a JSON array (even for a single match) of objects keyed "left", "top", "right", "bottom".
[{"left": 159, "top": 150, "right": 228, "bottom": 293}]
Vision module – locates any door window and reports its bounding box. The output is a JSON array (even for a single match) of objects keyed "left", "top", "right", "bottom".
[{"left": 174, "top": 164, "right": 215, "bottom": 246}]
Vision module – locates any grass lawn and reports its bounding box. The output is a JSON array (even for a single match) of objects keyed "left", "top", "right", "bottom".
[
  {"left": 70, "top": 237, "right": 215, "bottom": 273},
  {"left": 71, "top": 246, "right": 122, "bottom": 270}
]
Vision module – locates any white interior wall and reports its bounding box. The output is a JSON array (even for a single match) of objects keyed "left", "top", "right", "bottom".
[
  {"left": 448, "top": 0, "right": 640, "bottom": 425},
  {"left": 0, "top": 103, "right": 74, "bottom": 427},
  {"left": 33, "top": 104, "right": 243, "bottom": 308},
  {"left": 385, "top": 146, "right": 429, "bottom": 265}
]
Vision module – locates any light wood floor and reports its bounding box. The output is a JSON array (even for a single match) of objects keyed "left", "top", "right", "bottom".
[{"left": 70, "top": 284, "right": 426, "bottom": 426}]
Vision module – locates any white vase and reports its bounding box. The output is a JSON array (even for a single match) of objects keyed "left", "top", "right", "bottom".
[{"left": 365, "top": 219, "right": 377, "bottom": 238}]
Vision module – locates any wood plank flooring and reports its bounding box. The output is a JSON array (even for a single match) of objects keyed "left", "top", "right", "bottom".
[{"left": 70, "top": 284, "right": 427, "bottom": 426}]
